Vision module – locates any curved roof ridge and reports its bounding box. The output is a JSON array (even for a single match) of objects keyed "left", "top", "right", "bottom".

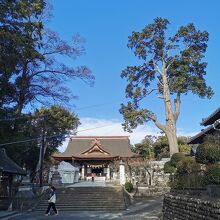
[{"left": 70, "top": 136, "right": 129, "bottom": 139}]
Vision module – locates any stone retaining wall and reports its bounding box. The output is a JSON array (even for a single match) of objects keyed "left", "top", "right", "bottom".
[
  {"left": 135, "top": 186, "right": 170, "bottom": 197},
  {"left": 163, "top": 194, "right": 220, "bottom": 220}
]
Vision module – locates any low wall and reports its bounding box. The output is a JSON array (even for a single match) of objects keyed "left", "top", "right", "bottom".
[
  {"left": 134, "top": 186, "right": 170, "bottom": 197},
  {"left": 163, "top": 193, "right": 220, "bottom": 220},
  {"left": 12, "top": 185, "right": 47, "bottom": 211}
]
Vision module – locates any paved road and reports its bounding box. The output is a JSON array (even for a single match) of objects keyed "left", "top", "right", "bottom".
[{"left": 5, "top": 197, "right": 162, "bottom": 220}]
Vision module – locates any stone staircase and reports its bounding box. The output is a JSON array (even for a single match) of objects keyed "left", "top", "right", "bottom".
[
  {"left": 34, "top": 186, "right": 126, "bottom": 212},
  {"left": 0, "top": 197, "right": 11, "bottom": 210}
]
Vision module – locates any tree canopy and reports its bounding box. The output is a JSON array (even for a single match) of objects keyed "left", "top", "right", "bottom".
[
  {"left": 0, "top": 0, "right": 94, "bottom": 114},
  {"left": 120, "top": 18, "right": 213, "bottom": 156},
  {"left": 0, "top": 0, "right": 91, "bottom": 180},
  {"left": 133, "top": 135, "right": 190, "bottom": 160},
  {"left": 1, "top": 105, "right": 79, "bottom": 180}
]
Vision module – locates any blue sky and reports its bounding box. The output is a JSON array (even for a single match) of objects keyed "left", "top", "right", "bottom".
[{"left": 48, "top": 0, "right": 220, "bottom": 143}]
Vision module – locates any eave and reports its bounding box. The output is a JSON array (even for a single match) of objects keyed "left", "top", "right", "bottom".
[
  {"left": 188, "top": 120, "right": 220, "bottom": 144},
  {"left": 201, "top": 107, "right": 220, "bottom": 126},
  {"left": 72, "top": 156, "right": 119, "bottom": 161}
]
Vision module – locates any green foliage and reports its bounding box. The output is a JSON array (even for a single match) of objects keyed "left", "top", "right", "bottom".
[
  {"left": 133, "top": 135, "right": 190, "bottom": 160},
  {"left": 176, "top": 157, "right": 200, "bottom": 175},
  {"left": 120, "top": 17, "right": 213, "bottom": 156},
  {"left": 179, "top": 144, "right": 191, "bottom": 154},
  {"left": 164, "top": 161, "right": 176, "bottom": 174},
  {"left": 195, "top": 144, "right": 220, "bottom": 165},
  {"left": 0, "top": 0, "right": 45, "bottom": 109},
  {"left": 120, "top": 18, "right": 213, "bottom": 130},
  {"left": 0, "top": 0, "right": 94, "bottom": 114},
  {"left": 124, "top": 181, "right": 133, "bottom": 193},
  {"left": 153, "top": 136, "right": 169, "bottom": 159},
  {"left": 171, "top": 157, "right": 202, "bottom": 188},
  {"left": 133, "top": 135, "right": 155, "bottom": 159},
  {"left": 1, "top": 105, "right": 79, "bottom": 179},
  {"left": 0, "top": 0, "right": 93, "bottom": 180},
  {"left": 204, "top": 134, "right": 220, "bottom": 146},
  {"left": 202, "top": 164, "right": 220, "bottom": 185},
  {"left": 170, "top": 153, "right": 185, "bottom": 167},
  {"left": 177, "top": 136, "right": 191, "bottom": 154},
  {"left": 35, "top": 105, "right": 80, "bottom": 158}
]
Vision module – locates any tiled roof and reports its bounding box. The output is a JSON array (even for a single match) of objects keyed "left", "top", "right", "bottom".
[
  {"left": 53, "top": 136, "right": 136, "bottom": 159},
  {"left": 0, "top": 148, "right": 26, "bottom": 175},
  {"left": 201, "top": 107, "right": 220, "bottom": 126},
  {"left": 188, "top": 120, "right": 220, "bottom": 144}
]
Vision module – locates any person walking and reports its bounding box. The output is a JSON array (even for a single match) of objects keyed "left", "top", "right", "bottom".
[
  {"left": 91, "top": 172, "right": 95, "bottom": 182},
  {"left": 45, "top": 186, "right": 58, "bottom": 216}
]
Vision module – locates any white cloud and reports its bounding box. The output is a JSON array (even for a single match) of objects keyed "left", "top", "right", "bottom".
[
  {"left": 59, "top": 117, "right": 160, "bottom": 152},
  {"left": 59, "top": 117, "right": 198, "bottom": 152}
]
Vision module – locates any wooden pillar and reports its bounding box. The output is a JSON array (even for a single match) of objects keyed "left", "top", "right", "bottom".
[{"left": 8, "top": 174, "right": 13, "bottom": 197}]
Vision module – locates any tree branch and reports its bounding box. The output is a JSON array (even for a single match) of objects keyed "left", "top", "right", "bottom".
[
  {"left": 156, "top": 77, "right": 163, "bottom": 86},
  {"left": 157, "top": 96, "right": 164, "bottom": 100},
  {"left": 152, "top": 60, "right": 163, "bottom": 76},
  {"left": 165, "top": 58, "right": 175, "bottom": 72},
  {"left": 146, "top": 88, "right": 158, "bottom": 95},
  {"left": 147, "top": 113, "right": 166, "bottom": 133}
]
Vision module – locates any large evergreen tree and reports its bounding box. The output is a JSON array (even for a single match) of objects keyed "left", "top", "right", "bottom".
[
  {"left": 0, "top": 1, "right": 92, "bottom": 179},
  {"left": 120, "top": 18, "right": 213, "bottom": 156},
  {"left": 0, "top": 0, "right": 94, "bottom": 115}
]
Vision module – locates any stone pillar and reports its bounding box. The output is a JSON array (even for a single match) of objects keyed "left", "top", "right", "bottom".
[
  {"left": 119, "top": 160, "right": 126, "bottom": 185},
  {"left": 81, "top": 165, "right": 85, "bottom": 180},
  {"left": 75, "top": 171, "right": 79, "bottom": 183},
  {"left": 51, "top": 170, "right": 62, "bottom": 185},
  {"left": 107, "top": 165, "right": 110, "bottom": 180}
]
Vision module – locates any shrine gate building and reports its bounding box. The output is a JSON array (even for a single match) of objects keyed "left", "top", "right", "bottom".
[{"left": 52, "top": 136, "right": 136, "bottom": 181}]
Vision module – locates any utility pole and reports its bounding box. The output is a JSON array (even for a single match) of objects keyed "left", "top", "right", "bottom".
[{"left": 39, "top": 115, "right": 46, "bottom": 187}]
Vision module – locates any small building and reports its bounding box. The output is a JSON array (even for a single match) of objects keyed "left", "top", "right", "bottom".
[
  {"left": 52, "top": 136, "right": 137, "bottom": 182},
  {"left": 49, "top": 161, "right": 79, "bottom": 184},
  {"left": 0, "top": 148, "right": 26, "bottom": 209},
  {"left": 188, "top": 107, "right": 220, "bottom": 144}
]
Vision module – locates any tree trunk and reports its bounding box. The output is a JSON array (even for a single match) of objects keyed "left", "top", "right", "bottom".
[
  {"left": 162, "top": 71, "right": 179, "bottom": 157},
  {"left": 166, "top": 129, "right": 179, "bottom": 156}
]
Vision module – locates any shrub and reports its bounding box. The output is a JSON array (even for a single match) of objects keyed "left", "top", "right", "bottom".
[
  {"left": 170, "top": 153, "right": 185, "bottom": 167},
  {"left": 202, "top": 164, "right": 220, "bottom": 185},
  {"left": 124, "top": 181, "right": 133, "bottom": 193},
  {"left": 195, "top": 144, "right": 220, "bottom": 165},
  {"left": 176, "top": 157, "right": 201, "bottom": 175},
  {"left": 171, "top": 157, "right": 202, "bottom": 188},
  {"left": 179, "top": 144, "right": 191, "bottom": 154},
  {"left": 164, "top": 161, "right": 176, "bottom": 174}
]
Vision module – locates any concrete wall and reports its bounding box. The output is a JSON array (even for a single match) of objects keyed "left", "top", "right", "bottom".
[{"left": 163, "top": 193, "right": 220, "bottom": 220}]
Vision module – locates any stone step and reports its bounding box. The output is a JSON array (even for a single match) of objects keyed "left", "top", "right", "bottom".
[
  {"left": 41, "top": 194, "right": 123, "bottom": 199},
  {"left": 37, "top": 203, "right": 124, "bottom": 207},
  {"left": 36, "top": 204, "right": 125, "bottom": 207},
  {"left": 56, "top": 188, "right": 121, "bottom": 192},
  {"left": 38, "top": 201, "right": 124, "bottom": 205},
  {"left": 39, "top": 199, "right": 124, "bottom": 202},
  {"left": 34, "top": 207, "right": 125, "bottom": 211},
  {"left": 34, "top": 186, "right": 126, "bottom": 211},
  {"left": 54, "top": 193, "right": 122, "bottom": 196}
]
